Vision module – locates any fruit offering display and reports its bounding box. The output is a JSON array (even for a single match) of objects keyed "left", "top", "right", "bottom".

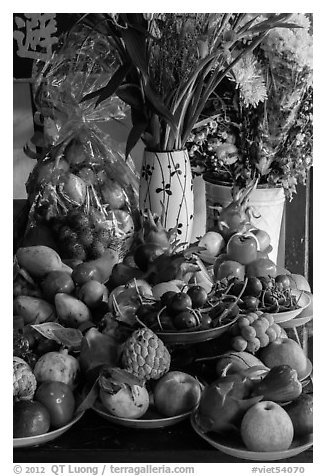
[
  {"left": 13, "top": 185, "right": 312, "bottom": 457},
  {"left": 193, "top": 360, "right": 313, "bottom": 453},
  {"left": 23, "top": 26, "right": 139, "bottom": 263}
]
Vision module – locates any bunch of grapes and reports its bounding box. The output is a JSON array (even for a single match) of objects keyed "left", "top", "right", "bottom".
[
  {"left": 229, "top": 312, "right": 283, "bottom": 354},
  {"left": 53, "top": 210, "right": 112, "bottom": 261}
]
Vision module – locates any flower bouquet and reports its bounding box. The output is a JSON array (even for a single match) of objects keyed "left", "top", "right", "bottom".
[
  {"left": 186, "top": 13, "right": 313, "bottom": 200},
  {"left": 76, "top": 13, "right": 301, "bottom": 246}
]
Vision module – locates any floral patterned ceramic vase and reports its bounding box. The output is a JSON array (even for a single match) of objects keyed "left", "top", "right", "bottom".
[{"left": 139, "top": 150, "right": 194, "bottom": 247}]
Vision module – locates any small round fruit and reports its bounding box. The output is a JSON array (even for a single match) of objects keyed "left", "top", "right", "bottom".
[
  {"left": 241, "top": 325, "right": 257, "bottom": 341},
  {"left": 244, "top": 277, "right": 263, "bottom": 297},
  {"left": 246, "top": 312, "right": 259, "bottom": 324},
  {"left": 258, "top": 333, "right": 270, "bottom": 348},
  {"left": 77, "top": 280, "right": 107, "bottom": 308},
  {"left": 167, "top": 292, "right": 192, "bottom": 315},
  {"left": 200, "top": 314, "right": 212, "bottom": 329},
  {"left": 237, "top": 316, "right": 250, "bottom": 328},
  {"left": 246, "top": 337, "right": 261, "bottom": 353},
  {"left": 187, "top": 285, "right": 208, "bottom": 308},
  {"left": 240, "top": 296, "right": 259, "bottom": 312},
  {"left": 160, "top": 291, "right": 177, "bottom": 308},
  {"left": 275, "top": 274, "right": 291, "bottom": 291},
  {"left": 13, "top": 400, "right": 51, "bottom": 438},
  {"left": 174, "top": 310, "right": 199, "bottom": 330},
  {"left": 35, "top": 381, "right": 75, "bottom": 429},
  {"left": 265, "top": 326, "right": 277, "bottom": 343},
  {"left": 232, "top": 335, "right": 248, "bottom": 352},
  {"left": 263, "top": 313, "right": 274, "bottom": 326}
]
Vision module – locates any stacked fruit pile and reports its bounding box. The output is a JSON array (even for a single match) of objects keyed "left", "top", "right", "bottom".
[
  {"left": 13, "top": 189, "right": 312, "bottom": 453},
  {"left": 194, "top": 345, "right": 313, "bottom": 452},
  {"left": 25, "top": 134, "right": 137, "bottom": 263}
]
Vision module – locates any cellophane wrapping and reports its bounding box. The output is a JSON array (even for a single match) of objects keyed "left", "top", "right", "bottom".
[{"left": 25, "top": 25, "right": 140, "bottom": 261}]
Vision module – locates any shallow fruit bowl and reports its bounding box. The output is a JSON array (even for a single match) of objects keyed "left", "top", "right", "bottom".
[
  {"left": 191, "top": 413, "right": 313, "bottom": 461},
  {"left": 13, "top": 411, "right": 85, "bottom": 448},
  {"left": 280, "top": 292, "right": 313, "bottom": 328},
  {"left": 156, "top": 314, "right": 238, "bottom": 345},
  {"left": 271, "top": 290, "right": 311, "bottom": 324},
  {"left": 92, "top": 401, "right": 193, "bottom": 429}
]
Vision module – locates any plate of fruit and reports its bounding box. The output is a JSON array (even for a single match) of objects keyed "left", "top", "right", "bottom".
[
  {"left": 190, "top": 360, "right": 313, "bottom": 461},
  {"left": 91, "top": 368, "right": 202, "bottom": 429},
  {"left": 13, "top": 407, "right": 85, "bottom": 448},
  {"left": 191, "top": 413, "right": 313, "bottom": 461}
]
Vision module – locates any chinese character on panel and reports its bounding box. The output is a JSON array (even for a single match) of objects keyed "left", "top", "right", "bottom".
[{"left": 13, "top": 13, "right": 58, "bottom": 62}]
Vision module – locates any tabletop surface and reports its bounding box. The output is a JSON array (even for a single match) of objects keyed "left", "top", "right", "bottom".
[{"left": 13, "top": 408, "right": 313, "bottom": 464}]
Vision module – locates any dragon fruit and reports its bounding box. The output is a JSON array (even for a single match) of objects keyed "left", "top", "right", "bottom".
[{"left": 195, "top": 372, "right": 263, "bottom": 433}]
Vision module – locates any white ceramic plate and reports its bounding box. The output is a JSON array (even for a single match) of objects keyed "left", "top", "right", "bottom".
[
  {"left": 191, "top": 413, "right": 313, "bottom": 461},
  {"left": 13, "top": 411, "right": 85, "bottom": 448},
  {"left": 93, "top": 401, "right": 193, "bottom": 429},
  {"left": 280, "top": 292, "right": 313, "bottom": 328},
  {"left": 272, "top": 290, "right": 311, "bottom": 324}
]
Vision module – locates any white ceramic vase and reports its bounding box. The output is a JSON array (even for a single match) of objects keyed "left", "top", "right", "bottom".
[{"left": 139, "top": 150, "right": 194, "bottom": 247}]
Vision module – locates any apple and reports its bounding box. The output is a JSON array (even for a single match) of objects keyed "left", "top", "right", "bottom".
[
  {"left": 258, "top": 338, "right": 308, "bottom": 378},
  {"left": 154, "top": 371, "right": 201, "bottom": 417},
  {"left": 241, "top": 401, "right": 294, "bottom": 452},
  {"left": 249, "top": 228, "right": 271, "bottom": 252},
  {"left": 285, "top": 393, "right": 313, "bottom": 436},
  {"left": 226, "top": 233, "right": 258, "bottom": 265},
  {"left": 246, "top": 258, "right": 277, "bottom": 278},
  {"left": 215, "top": 260, "right": 245, "bottom": 281},
  {"left": 199, "top": 231, "right": 225, "bottom": 257}
]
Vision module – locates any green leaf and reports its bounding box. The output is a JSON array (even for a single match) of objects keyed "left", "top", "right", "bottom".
[
  {"left": 95, "top": 63, "right": 131, "bottom": 107},
  {"left": 116, "top": 84, "right": 144, "bottom": 110},
  {"left": 248, "top": 21, "right": 301, "bottom": 34},
  {"left": 125, "top": 120, "right": 148, "bottom": 158},
  {"left": 75, "top": 378, "right": 99, "bottom": 413},
  {"left": 143, "top": 82, "right": 178, "bottom": 135},
  {"left": 121, "top": 27, "right": 148, "bottom": 77}
]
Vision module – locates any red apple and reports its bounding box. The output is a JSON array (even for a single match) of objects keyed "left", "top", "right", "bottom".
[
  {"left": 226, "top": 233, "right": 258, "bottom": 265},
  {"left": 154, "top": 371, "right": 201, "bottom": 417},
  {"left": 241, "top": 401, "right": 294, "bottom": 452}
]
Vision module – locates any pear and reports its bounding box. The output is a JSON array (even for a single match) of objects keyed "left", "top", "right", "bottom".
[{"left": 55, "top": 293, "right": 92, "bottom": 328}]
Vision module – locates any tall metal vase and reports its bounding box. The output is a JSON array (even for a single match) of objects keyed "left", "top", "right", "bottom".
[{"left": 139, "top": 149, "right": 194, "bottom": 247}]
